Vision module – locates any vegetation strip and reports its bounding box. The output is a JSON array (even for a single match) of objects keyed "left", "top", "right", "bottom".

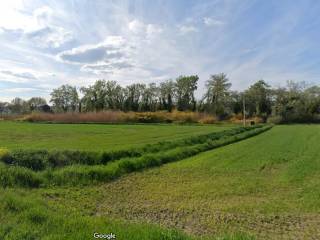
[
  {"left": 0, "top": 125, "right": 272, "bottom": 188},
  {"left": 0, "top": 125, "right": 262, "bottom": 171}
]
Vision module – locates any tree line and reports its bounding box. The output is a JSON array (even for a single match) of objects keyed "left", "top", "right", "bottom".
[{"left": 1, "top": 73, "right": 320, "bottom": 123}]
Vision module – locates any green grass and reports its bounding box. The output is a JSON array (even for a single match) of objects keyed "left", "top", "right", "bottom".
[
  {"left": 0, "top": 189, "right": 194, "bottom": 240},
  {"left": 0, "top": 125, "right": 269, "bottom": 187},
  {"left": 0, "top": 189, "right": 253, "bottom": 240},
  {"left": 2, "top": 124, "right": 320, "bottom": 239},
  {"left": 0, "top": 121, "right": 232, "bottom": 151},
  {"left": 90, "top": 125, "right": 320, "bottom": 239}
]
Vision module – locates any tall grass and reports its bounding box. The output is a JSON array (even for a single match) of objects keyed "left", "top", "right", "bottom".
[
  {"left": 24, "top": 111, "right": 216, "bottom": 124},
  {"left": 0, "top": 163, "right": 41, "bottom": 188}
]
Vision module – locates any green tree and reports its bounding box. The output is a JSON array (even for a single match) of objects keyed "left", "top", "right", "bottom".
[
  {"left": 203, "top": 73, "right": 231, "bottom": 117},
  {"left": 27, "top": 97, "right": 47, "bottom": 112},
  {"left": 175, "top": 75, "right": 198, "bottom": 111},
  {"left": 124, "top": 83, "right": 146, "bottom": 111},
  {"left": 50, "top": 85, "right": 79, "bottom": 112},
  {"left": 245, "top": 80, "right": 271, "bottom": 119},
  {"left": 105, "top": 80, "right": 125, "bottom": 110},
  {"left": 80, "top": 80, "right": 107, "bottom": 112},
  {"left": 141, "top": 83, "right": 159, "bottom": 112},
  {"left": 9, "top": 98, "right": 28, "bottom": 114},
  {"left": 159, "top": 80, "right": 175, "bottom": 112}
]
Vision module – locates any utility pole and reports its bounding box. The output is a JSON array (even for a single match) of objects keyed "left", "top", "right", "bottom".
[{"left": 243, "top": 94, "right": 246, "bottom": 126}]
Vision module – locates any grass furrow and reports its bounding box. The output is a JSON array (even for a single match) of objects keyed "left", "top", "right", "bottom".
[
  {"left": 0, "top": 125, "right": 272, "bottom": 187},
  {"left": 0, "top": 125, "right": 263, "bottom": 171}
]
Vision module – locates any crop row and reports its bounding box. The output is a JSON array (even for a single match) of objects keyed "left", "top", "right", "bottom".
[
  {"left": 0, "top": 125, "right": 263, "bottom": 171},
  {"left": 0, "top": 125, "right": 272, "bottom": 188}
]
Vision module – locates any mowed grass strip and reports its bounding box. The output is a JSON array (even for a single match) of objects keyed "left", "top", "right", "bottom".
[
  {"left": 0, "top": 125, "right": 271, "bottom": 187},
  {"left": 0, "top": 121, "right": 232, "bottom": 151},
  {"left": 94, "top": 125, "right": 320, "bottom": 239}
]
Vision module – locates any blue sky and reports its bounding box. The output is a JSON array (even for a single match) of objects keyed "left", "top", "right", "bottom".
[{"left": 0, "top": 0, "right": 320, "bottom": 101}]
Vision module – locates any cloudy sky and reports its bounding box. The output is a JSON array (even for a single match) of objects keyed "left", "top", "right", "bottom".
[{"left": 0, "top": 0, "right": 320, "bottom": 101}]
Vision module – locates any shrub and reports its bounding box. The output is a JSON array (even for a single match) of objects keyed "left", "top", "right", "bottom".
[
  {"left": 0, "top": 148, "right": 9, "bottom": 158},
  {"left": 267, "top": 115, "right": 283, "bottom": 124},
  {"left": 48, "top": 150, "right": 101, "bottom": 167},
  {"left": 198, "top": 116, "right": 217, "bottom": 124},
  {"left": 0, "top": 150, "right": 48, "bottom": 171}
]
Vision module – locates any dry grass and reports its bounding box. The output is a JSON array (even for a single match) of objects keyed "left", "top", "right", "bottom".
[
  {"left": 23, "top": 111, "right": 216, "bottom": 124},
  {"left": 230, "top": 114, "right": 264, "bottom": 124}
]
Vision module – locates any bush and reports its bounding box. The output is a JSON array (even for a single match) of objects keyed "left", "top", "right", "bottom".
[
  {"left": 198, "top": 116, "right": 217, "bottom": 124},
  {"left": 0, "top": 150, "right": 48, "bottom": 171},
  {"left": 48, "top": 150, "right": 101, "bottom": 167},
  {"left": 267, "top": 115, "right": 283, "bottom": 124}
]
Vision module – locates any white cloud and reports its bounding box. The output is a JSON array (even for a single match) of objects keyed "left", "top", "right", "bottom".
[
  {"left": 0, "top": 5, "right": 73, "bottom": 49},
  {"left": 33, "top": 6, "right": 53, "bottom": 27},
  {"left": 81, "top": 61, "right": 133, "bottom": 74},
  {"left": 203, "top": 17, "right": 224, "bottom": 27},
  {"left": 57, "top": 36, "right": 127, "bottom": 64},
  {"left": 25, "top": 26, "right": 73, "bottom": 48},
  {"left": 0, "top": 70, "right": 37, "bottom": 80},
  {"left": 128, "top": 19, "right": 162, "bottom": 39},
  {"left": 0, "top": 69, "right": 40, "bottom": 83},
  {"left": 0, "top": 87, "right": 40, "bottom": 93},
  {"left": 0, "top": 1, "right": 34, "bottom": 30},
  {"left": 128, "top": 20, "right": 145, "bottom": 33},
  {"left": 179, "top": 25, "right": 197, "bottom": 34}
]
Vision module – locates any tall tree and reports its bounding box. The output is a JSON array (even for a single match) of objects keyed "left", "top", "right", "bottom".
[
  {"left": 9, "top": 98, "right": 28, "bottom": 114},
  {"left": 203, "top": 73, "right": 231, "bottom": 117},
  {"left": 27, "top": 97, "right": 47, "bottom": 112},
  {"left": 175, "top": 75, "right": 198, "bottom": 111},
  {"left": 245, "top": 80, "right": 271, "bottom": 118},
  {"left": 50, "top": 85, "right": 79, "bottom": 112},
  {"left": 80, "top": 80, "right": 107, "bottom": 112},
  {"left": 124, "top": 83, "right": 146, "bottom": 111},
  {"left": 159, "top": 80, "right": 175, "bottom": 112},
  {"left": 141, "top": 83, "right": 159, "bottom": 112}
]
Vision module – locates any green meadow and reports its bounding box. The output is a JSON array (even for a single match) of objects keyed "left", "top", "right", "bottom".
[
  {"left": 1, "top": 123, "right": 320, "bottom": 239},
  {"left": 0, "top": 121, "right": 231, "bottom": 151}
]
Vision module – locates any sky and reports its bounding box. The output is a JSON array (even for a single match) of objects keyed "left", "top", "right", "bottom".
[{"left": 0, "top": 0, "right": 320, "bottom": 102}]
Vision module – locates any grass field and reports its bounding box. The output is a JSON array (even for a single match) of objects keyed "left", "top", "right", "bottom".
[
  {"left": 1, "top": 123, "right": 320, "bottom": 239},
  {"left": 0, "top": 121, "right": 232, "bottom": 151},
  {"left": 94, "top": 125, "right": 320, "bottom": 239}
]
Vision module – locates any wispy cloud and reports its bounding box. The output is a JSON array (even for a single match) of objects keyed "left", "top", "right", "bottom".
[
  {"left": 0, "top": 0, "right": 320, "bottom": 101},
  {"left": 0, "top": 70, "right": 38, "bottom": 81},
  {"left": 57, "top": 36, "right": 127, "bottom": 64},
  {"left": 203, "top": 17, "right": 224, "bottom": 27},
  {"left": 178, "top": 25, "right": 198, "bottom": 34}
]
